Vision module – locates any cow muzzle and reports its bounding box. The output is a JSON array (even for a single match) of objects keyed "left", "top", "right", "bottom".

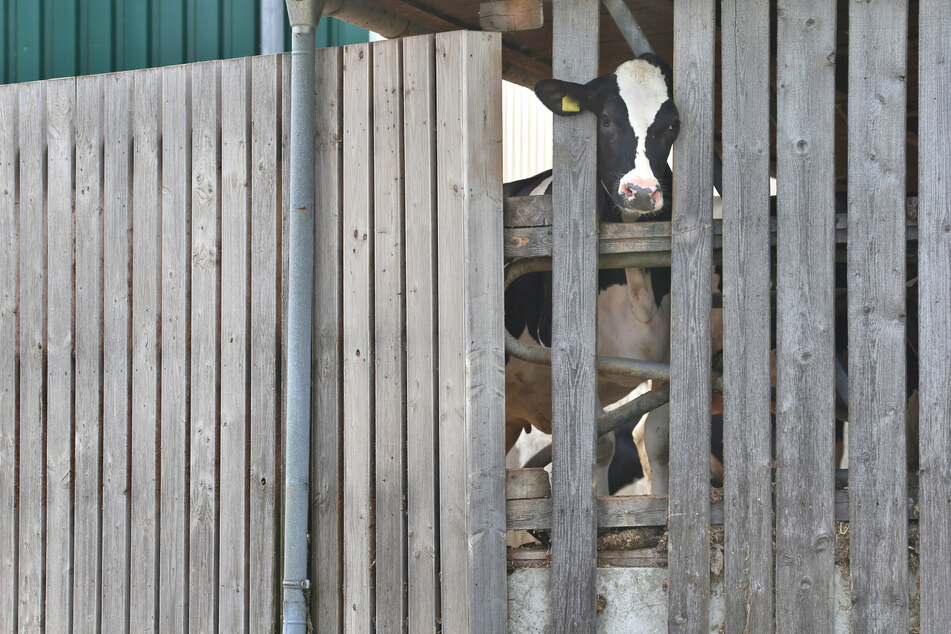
[{"left": 619, "top": 180, "right": 663, "bottom": 213}]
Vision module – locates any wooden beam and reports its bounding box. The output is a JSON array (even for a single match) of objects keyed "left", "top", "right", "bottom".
[
  {"left": 480, "top": 0, "right": 544, "bottom": 32},
  {"left": 550, "top": 0, "right": 600, "bottom": 630},
  {"left": 916, "top": 0, "right": 951, "bottom": 629}
]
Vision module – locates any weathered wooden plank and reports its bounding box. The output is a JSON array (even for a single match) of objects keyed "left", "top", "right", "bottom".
[
  {"left": 372, "top": 38, "right": 408, "bottom": 634},
  {"left": 435, "top": 30, "right": 506, "bottom": 633},
  {"left": 73, "top": 74, "right": 103, "bottom": 634},
  {"left": 250, "top": 53, "right": 281, "bottom": 634},
  {"left": 402, "top": 34, "right": 440, "bottom": 633},
  {"left": 311, "top": 45, "right": 343, "bottom": 634},
  {"left": 508, "top": 496, "right": 669, "bottom": 530},
  {"left": 505, "top": 223, "right": 672, "bottom": 258},
  {"left": 279, "top": 50, "right": 291, "bottom": 621},
  {"left": 549, "top": 0, "right": 599, "bottom": 630},
  {"left": 669, "top": 0, "right": 715, "bottom": 631},
  {"left": 342, "top": 42, "right": 375, "bottom": 633},
  {"left": 917, "top": 2, "right": 951, "bottom": 630},
  {"left": 45, "top": 76, "right": 75, "bottom": 633},
  {"left": 720, "top": 1, "right": 773, "bottom": 632},
  {"left": 504, "top": 194, "right": 554, "bottom": 227},
  {"left": 219, "top": 56, "right": 250, "bottom": 634},
  {"left": 847, "top": 2, "right": 909, "bottom": 631},
  {"left": 479, "top": 0, "right": 544, "bottom": 32},
  {"left": 774, "top": 1, "right": 838, "bottom": 631},
  {"left": 507, "top": 488, "right": 915, "bottom": 531},
  {"left": 160, "top": 63, "right": 190, "bottom": 634},
  {"left": 189, "top": 60, "right": 221, "bottom": 634},
  {"left": 101, "top": 71, "right": 132, "bottom": 631},
  {"left": 130, "top": 67, "right": 161, "bottom": 633},
  {"left": 0, "top": 82, "right": 18, "bottom": 634},
  {"left": 17, "top": 81, "right": 45, "bottom": 634}
]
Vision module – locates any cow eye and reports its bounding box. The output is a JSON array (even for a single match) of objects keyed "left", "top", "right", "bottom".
[
  {"left": 666, "top": 119, "right": 680, "bottom": 135},
  {"left": 600, "top": 114, "right": 613, "bottom": 127}
]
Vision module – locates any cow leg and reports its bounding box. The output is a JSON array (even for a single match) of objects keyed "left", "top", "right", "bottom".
[
  {"left": 595, "top": 430, "right": 616, "bottom": 496},
  {"left": 633, "top": 402, "right": 670, "bottom": 495}
]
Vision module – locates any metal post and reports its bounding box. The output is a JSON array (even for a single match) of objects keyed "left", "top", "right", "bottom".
[{"left": 282, "top": 1, "right": 323, "bottom": 632}]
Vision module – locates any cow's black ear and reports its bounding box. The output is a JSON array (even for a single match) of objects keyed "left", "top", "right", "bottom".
[{"left": 533, "top": 79, "right": 589, "bottom": 116}]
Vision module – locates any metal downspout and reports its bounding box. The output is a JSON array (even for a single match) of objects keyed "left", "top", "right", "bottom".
[{"left": 282, "top": 1, "right": 323, "bottom": 632}]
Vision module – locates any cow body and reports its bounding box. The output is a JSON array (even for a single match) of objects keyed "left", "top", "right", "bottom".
[{"left": 504, "top": 56, "right": 679, "bottom": 492}]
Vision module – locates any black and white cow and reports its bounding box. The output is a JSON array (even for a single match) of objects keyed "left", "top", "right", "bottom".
[{"left": 504, "top": 54, "right": 680, "bottom": 493}]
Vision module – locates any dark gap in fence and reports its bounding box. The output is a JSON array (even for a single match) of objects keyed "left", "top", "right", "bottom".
[
  {"left": 396, "top": 38, "right": 409, "bottom": 629},
  {"left": 154, "top": 68, "right": 165, "bottom": 634},
  {"left": 183, "top": 63, "right": 193, "bottom": 634},
  {"left": 242, "top": 54, "right": 253, "bottom": 634},
  {"left": 94, "top": 75, "right": 105, "bottom": 634},
  {"left": 213, "top": 59, "right": 223, "bottom": 634}
]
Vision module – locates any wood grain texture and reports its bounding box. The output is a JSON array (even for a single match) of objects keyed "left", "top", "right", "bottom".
[
  {"left": 917, "top": 2, "right": 951, "bottom": 630},
  {"left": 669, "top": 0, "right": 714, "bottom": 630},
  {"left": 219, "top": 57, "right": 250, "bottom": 634},
  {"left": 17, "top": 81, "right": 46, "bottom": 634},
  {"left": 402, "top": 34, "right": 440, "bottom": 633},
  {"left": 0, "top": 82, "right": 18, "bottom": 634},
  {"left": 847, "top": 2, "right": 909, "bottom": 631},
  {"left": 101, "top": 71, "right": 132, "bottom": 632},
  {"left": 45, "top": 77, "right": 75, "bottom": 634},
  {"left": 159, "top": 64, "right": 190, "bottom": 634},
  {"left": 775, "top": 2, "right": 837, "bottom": 631},
  {"left": 73, "top": 75, "right": 103, "bottom": 634},
  {"left": 342, "top": 42, "right": 375, "bottom": 633},
  {"left": 550, "top": 1, "right": 599, "bottom": 630},
  {"left": 435, "top": 30, "right": 506, "bottom": 633},
  {"left": 720, "top": 1, "right": 773, "bottom": 632},
  {"left": 311, "top": 45, "right": 343, "bottom": 634},
  {"left": 189, "top": 60, "right": 221, "bottom": 634},
  {"left": 130, "top": 67, "right": 160, "bottom": 633},
  {"left": 250, "top": 53, "right": 281, "bottom": 634},
  {"left": 372, "top": 38, "right": 408, "bottom": 634}
]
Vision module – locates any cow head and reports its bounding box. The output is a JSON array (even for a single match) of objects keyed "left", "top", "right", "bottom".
[{"left": 534, "top": 54, "right": 679, "bottom": 221}]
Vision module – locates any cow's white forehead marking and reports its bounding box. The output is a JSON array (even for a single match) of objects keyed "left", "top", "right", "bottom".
[{"left": 614, "top": 60, "right": 670, "bottom": 190}]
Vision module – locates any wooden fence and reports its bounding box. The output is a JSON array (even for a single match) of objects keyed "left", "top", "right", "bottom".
[
  {"left": 0, "top": 31, "right": 506, "bottom": 633},
  {"left": 503, "top": 0, "right": 949, "bottom": 631}
]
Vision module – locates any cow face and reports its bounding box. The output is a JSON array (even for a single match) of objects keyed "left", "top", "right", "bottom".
[{"left": 534, "top": 54, "right": 679, "bottom": 221}]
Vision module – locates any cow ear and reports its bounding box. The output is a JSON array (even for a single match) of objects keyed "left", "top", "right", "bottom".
[{"left": 533, "top": 79, "right": 589, "bottom": 116}]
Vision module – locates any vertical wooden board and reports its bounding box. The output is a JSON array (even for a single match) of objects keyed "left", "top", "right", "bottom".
[
  {"left": 720, "top": 2, "right": 774, "bottom": 632},
  {"left": 549, "top": 1, "right": 599, "bottom": 629},
  {"left": 0, "top": 83, "right": 18, "bottom": 634},
  {"left": 250, "top": 53, "right": 280, "bottom": 634},
  {"left": 45, "top": 76, "right": 75, "bottom": 634},
  {"left": 669, "top": 0, "right": 715, "bottom": 631},
  {"left": 917, "top": 2, "right": 951, "bottom": 630},
  {"left": 219, "top": 56, "right": 250, "bottom": 634},
  {"left": 435, "top": 34, "right": 470, "bottom": 633},
  {"left": 130, "top": 67, "right": 161, "bottom": 633},
  {"left": 189, "top": 59, "right": 221, "bottom": 634},
  {"left": 436, "top": 31, "right": 506, "bottom": 633},
  {"left": 160, "top": 63, "right": 190, "bottom": 634},
  {"left": 372, "top": 38, "right": 407, "bottom": 634},
  {"left": 775, "top": 2, "right": 837, "bottom": 631},
  {"left": 101, "top": 71, "right": 132, "bottom": 632},
  {"left": 73, "top": 74, "right": 103, "bottom": 634},
  {"left": 280, "top": 51, "right": 290, "bottom": 602},
  {"left": 17, "top": 80, "right": 45, "bottom": 634},
  {"left": 402, "top": 34, "right": 440, "bottom": 633},
  {"left": 342, "top": 42, "right": 375, "bottom": 633},
  {"left": 847, "top": 2, "right": 909, "bottom": 631},
  {"left": 311, "top": 46, "right": 344, "bottom": 633}
]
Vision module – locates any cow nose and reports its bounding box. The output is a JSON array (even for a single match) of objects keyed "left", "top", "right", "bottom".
[{"left": 619, "top": 181, "right": 662, "bottom": 209}]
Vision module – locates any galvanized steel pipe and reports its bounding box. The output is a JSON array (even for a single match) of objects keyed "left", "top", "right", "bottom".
[{"left": 282, "top": 1, "right": 323, "bottom": 631}]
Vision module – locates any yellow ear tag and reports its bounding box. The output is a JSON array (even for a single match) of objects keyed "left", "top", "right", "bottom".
[{"left": 561, "top": 95, "right": 581, "bottom": 113}]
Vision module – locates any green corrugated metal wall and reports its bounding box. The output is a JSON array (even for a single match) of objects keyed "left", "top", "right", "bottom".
[{"left": 1, "top": 0, "right": 370, "bottom": 84}]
